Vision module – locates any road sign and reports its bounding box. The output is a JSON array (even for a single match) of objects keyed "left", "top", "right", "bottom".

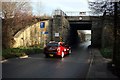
[
  {"left": 55, "top": 33, "right": 59, "bottom": 37},
  {"left": 44, "top": 32, "right": 48, "bottom": 34},
  {"left": 42, "top": 31, "right": 48, "bottom": 34},
  {"left": 40, "top": 22, "right": 45, "bottom": 28}
]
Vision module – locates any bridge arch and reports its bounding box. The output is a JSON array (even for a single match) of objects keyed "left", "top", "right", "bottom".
[
  {"left": 66, "top": 19, "right": 92, "bottom": 48},
  {"left": 52, "top": 10, "right": 103, "bottom": 48}
]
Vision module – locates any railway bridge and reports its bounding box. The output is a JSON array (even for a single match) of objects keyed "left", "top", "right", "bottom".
[{"left": 50, "top": 9, "right": 103, "bottom": 48}]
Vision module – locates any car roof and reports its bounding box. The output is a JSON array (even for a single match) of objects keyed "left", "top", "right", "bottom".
[
  {"left": 49, "top": 41, "right": 58, "bottom": 44},
  {"left": 49, "top": 41, "right": 64, "bottom": 44}
]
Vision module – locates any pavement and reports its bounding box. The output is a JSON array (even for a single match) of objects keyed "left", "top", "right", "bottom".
[{"left": 86, "top": 48, "right": 119, "bottom": 79}]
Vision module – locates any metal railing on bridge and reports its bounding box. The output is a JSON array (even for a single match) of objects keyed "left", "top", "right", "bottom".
[
  {"left": 65, "top": 11, "right": 91, "bottom": 16},
  {"left": 52, "top": 9, "right": 67, "bottom": 16},
  {"left": 52, "top": 9, "right": 94, "bottom": 17}
]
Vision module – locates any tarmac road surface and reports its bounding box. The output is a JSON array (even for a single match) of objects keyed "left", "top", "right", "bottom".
[{"left": 2, "top": 41, "right": 91, "bottom": 78}]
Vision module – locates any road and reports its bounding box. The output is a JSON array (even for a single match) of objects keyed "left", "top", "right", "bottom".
[{"left": 2, "top": 41, "right": 91, "bottom": 78}]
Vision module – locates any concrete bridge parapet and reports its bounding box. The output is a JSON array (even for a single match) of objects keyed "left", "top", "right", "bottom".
[{"left": 66, "top": 16, "right": 91, "bottom": 21}]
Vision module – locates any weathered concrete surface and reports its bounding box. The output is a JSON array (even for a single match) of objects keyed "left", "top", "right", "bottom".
[
  {"left": 52, "top": 15, "right": 70, "bottom": 42},
  {"left": 90, "top": 16, "right": 103, "bottom": 48}
]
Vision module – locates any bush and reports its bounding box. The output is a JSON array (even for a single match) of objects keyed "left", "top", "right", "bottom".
[
  {"left": 2, "top": 46, "right": 43, "bottom": 60},
  {"left": 100, "top": 48, "right": 112, "bottom": 59}
]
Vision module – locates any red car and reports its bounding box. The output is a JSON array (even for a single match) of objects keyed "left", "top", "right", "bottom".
[{"left": 43, "top": 42, "right": 71, "bottom": 58}]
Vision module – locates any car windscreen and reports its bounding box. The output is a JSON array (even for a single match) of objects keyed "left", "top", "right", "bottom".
[{"left": 47, "top": 43, "right": 59, "bottom": 47}]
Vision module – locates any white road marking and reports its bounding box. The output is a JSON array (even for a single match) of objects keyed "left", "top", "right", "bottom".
[
  {"left": 19, "top": 55, "right": 28, "bottom": 59},
  {"left": 1, "top": 60, "right": 8, "bottom": 63}
]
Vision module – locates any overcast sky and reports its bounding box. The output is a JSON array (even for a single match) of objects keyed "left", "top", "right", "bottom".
[{"left": 31, "top": 0, "right": 92, "bottom": 16}]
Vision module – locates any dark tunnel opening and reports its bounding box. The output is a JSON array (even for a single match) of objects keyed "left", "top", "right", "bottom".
[
  {"left": 68, "top": 27, "right": 80, "bottom": 48},
  {"left": 66, "top": 21, "right": 92, "bottom": 49}
]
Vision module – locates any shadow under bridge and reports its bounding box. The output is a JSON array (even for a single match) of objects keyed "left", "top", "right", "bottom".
[{"left": 66, "top": 20, "right": 92, "bottom": 49}]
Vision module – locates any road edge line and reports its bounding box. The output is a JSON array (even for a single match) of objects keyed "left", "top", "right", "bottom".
[{"left": 86, "top": 50, "right": 94, "bottom": 79}]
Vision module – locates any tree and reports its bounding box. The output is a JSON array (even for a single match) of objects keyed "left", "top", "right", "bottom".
[
  {"left": 88, "top": 0, "right": 114, "bottom": 16},
  {"left": 2, "top": 2, "right": 32, "bottom": 19},
  {"left": 2, "top": 2, "right": 33, "bottom": 48}
]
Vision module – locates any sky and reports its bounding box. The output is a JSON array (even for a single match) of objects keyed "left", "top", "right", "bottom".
[{"left": 31, "top": 0, "right": 91, "bottom": 16}]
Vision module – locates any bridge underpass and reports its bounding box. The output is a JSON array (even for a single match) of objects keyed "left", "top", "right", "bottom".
[
  {"left": 67, "top": 20, "right": 92, "bottom": 48},
  {"left": 52, "top": 9, "right": 102, "bottom": 48}
]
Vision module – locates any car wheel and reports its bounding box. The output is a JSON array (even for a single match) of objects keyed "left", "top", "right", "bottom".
[{"left": 61, "top": 52, "right": 64, "bottom": 58}]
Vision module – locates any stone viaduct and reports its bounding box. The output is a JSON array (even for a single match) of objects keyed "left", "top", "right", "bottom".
[
  {"left": 12, "top": 9, "right": 104, "bottom": 48},
  {"left": 50, "top": 9, "right": 103, "bottom": 48}
]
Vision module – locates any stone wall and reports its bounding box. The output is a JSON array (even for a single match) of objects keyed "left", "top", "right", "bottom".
[
  {"left": 52, "top": 15, "right": 70, "bottom": 42},
  {"left": 91, "top": 16, "right": 103, "bottom": 48},
  {"left": 101, "top": 16, "right": 114, "bottom": 49},
  {"left": 115, "top": 15, "right": 120, "bottom": 69},
  {"left": 101, "top": 15, "right": 120, "bottom": 69}
]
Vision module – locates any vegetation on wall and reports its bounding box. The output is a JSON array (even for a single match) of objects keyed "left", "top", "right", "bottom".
[{"left": 100, "top": 48, "right": 112, "bottom": 59}]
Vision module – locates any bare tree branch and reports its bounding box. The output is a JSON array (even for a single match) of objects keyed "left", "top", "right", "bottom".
[
  {"left": 88, "top": 0, "right": 114, "bottom": 16},
  {"left": 2, "top": 2, "right": 32, "bottom": 19}
]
